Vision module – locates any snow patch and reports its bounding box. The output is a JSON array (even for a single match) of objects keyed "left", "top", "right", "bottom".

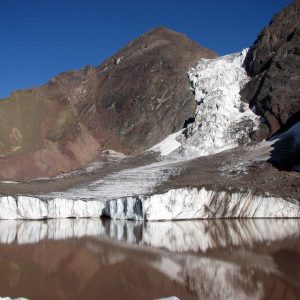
[
  {"left": 149, "top": 130, "right": 183, "bottom": 156},
  {"left": 49, "top": 160, "right": 180, "bottom": 201}
]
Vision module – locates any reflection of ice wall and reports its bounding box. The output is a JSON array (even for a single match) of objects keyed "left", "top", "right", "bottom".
[
  {"left": 1, "top": 219, "right": 298, "bottom": 300},
  {"left": 0, "top": 219, "right": 105, "bottom": 244},
  {"left": 0, "top": 297, "right": 28, "bottom": 300},
  {"left": 142, "top": 219, "right": 300, "bottom": 252},
  {"left": 1, "top": 218, "right": 300, "bottom": 252},
  {"left": 177, "top": 255, "right": 264, "bottom": 300}
]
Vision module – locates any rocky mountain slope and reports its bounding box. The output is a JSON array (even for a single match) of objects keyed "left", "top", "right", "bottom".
[
  {"left": 0, "top": 27, "right": 216, "bottom": 181},
  {"left": 242, "top": 1, "right": 300, "bottom": 138},
  {"left": 242, "top": 1, "right": 300, "bottom": 170}
]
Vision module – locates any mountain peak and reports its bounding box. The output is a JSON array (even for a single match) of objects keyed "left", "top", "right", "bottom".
[
  {"left": 0, "top": 24, "right": 216, "bottom": 181},
  {"left": 146, "top": 26, "right": 181, "bottom": 36}
]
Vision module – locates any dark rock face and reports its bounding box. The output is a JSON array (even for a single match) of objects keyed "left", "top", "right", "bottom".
[
  {"left": 0, "top": 27, "right": 216, "bottom": 180},
  {"left": 242, "top": 1, "right": 300, "bottom": 139}
]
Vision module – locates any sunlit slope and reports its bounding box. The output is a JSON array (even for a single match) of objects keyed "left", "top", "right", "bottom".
[{"left": 0, "top": 27, "right": 216, "bottom": 180}]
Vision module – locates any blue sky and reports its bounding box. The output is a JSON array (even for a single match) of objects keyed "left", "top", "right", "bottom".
[{"left": 0, "top": 0, "right": 292, "bottom": 98}]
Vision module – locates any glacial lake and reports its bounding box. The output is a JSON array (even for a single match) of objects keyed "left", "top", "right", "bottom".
[{"left": 0, "top": 218, "right": 300, "bottom": 300}]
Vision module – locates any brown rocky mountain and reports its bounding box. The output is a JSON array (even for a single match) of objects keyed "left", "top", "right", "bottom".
[
  {"left": 242, "top": 1, "right": 300, "bottom": 140},
  {"left": 0, "top": 27, "right": 216, "bottom": 181}
]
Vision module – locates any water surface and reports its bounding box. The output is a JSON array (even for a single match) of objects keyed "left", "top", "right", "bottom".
[{"left": 0, "top": 219, "right": 300, "bottom": 300}]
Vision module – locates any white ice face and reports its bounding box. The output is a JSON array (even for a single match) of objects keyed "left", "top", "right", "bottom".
[
  {"left": 106, "top": 187, "right": 300, "bottom": 220},
  {"left": 182, "top": 49, "right": 259, "bottom": 157},
  {"left": 1, "top": 185, "right": 299, "bottom": 221},
  {"left": 0, "top": 196, "right": 106, "bottom": 220},
  {"left": 150, "top": 49, "right": 259, "bottom": 159}
]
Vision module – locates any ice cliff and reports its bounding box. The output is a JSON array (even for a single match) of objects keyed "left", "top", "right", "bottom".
[
  {"left": 106, "top": 188, "right": 300, "bottom": 220},
  {"left": 0, "top": 186, "right": 299, "bottom": 220}
]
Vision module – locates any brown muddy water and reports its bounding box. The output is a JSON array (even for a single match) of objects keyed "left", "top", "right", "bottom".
[{"left": 0, "top": 218, "right": 300, "bottom": 300}]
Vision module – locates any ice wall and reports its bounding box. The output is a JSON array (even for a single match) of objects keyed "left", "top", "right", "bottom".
[{"left": 0, "top": 187, "right": 299, "bottom": 220}]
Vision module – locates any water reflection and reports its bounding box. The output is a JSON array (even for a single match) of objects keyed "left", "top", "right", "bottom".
[
  {"left": 0, "top": 219, "right": 300, "bottom": 300},
  {"left": 1, "top": 218, "right": 300, "bottom": 252}
]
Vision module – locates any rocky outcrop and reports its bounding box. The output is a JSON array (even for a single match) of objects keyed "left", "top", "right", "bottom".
[
  {"left": 93, "top": 27, "right": 217, "bottom": 153},
  {"left": 0, "top": 27, "right": 216, "bottom": 181},
  {"left": 242, "top": 1, "right": 300, "bottom": 139}
]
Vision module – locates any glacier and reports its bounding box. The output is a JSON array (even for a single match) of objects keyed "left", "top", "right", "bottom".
[
  {"left": 182, "top": 49, "right": 259, "bottom": 157},
  {"left": 0, "top": 196, "right": 105, "bottom": 220},
  {"left": 106, "top": 187, "right": 300, "bottom": 220},
  {"left": 0, "top": 50, "right": 298, "bottom": 221},
  {"left": 151, "top": 49, "right": 259, "bottom": 158},
  {"left": 0, "top": 186, "right": 299, "bottom": 220}
]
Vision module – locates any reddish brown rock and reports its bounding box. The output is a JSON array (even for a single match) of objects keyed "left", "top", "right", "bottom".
[{"left": 0, "top": 27, "right": 216, "bottom": 181}]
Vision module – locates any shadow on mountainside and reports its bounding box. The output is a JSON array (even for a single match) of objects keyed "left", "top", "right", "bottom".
[{"left": 268, "top": 117, "right": 300, "bottom": 172}]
